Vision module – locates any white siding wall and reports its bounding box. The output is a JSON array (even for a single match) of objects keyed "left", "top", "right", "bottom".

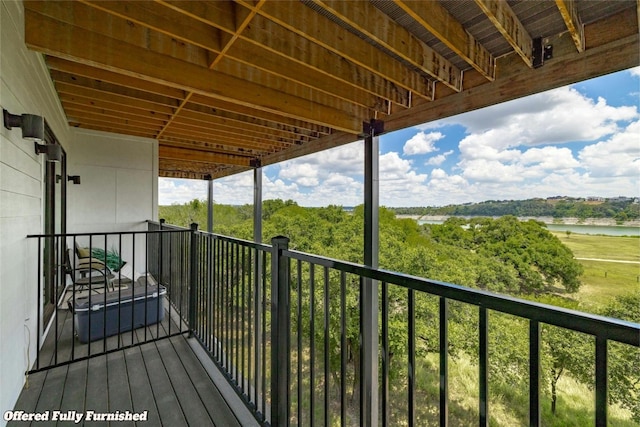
[{"left": 0, "top": 1, "right": 158, "bottom": 422}]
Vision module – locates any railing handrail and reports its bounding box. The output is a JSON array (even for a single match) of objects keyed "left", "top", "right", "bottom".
[
  {"left": 283, "top": 248, "right": 640, "bottom": 347},
  {"left": 27, "top": 229, "right": 189, "bottom": 239}
]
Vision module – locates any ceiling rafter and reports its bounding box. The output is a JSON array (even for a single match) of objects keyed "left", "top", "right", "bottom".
[
  {"left": 310, "top": 0, "right": 462, "bottom": 91},
  {"left": 474, "top": 0, "right": 534, "bottom": 67},
  {"left": 159, "top": 145, "right": 256, "bottom": 167},
  {"left": 158, "top": 136, "right": 275, "bottom": 157},
  {"left": 240, "top": 0, "right": 435, "bottom": 101},
  {"left": 392, "top": 0, "right": 495, "bottom": 80},
  {"left": 24, "top": 7, "right": 365, "bottom": 134},
  {"left": 154, "top": 0, "right": 411, "bottom": 110},
  {"left": 174, "top": 109, "right": 312, "bottom": 144},
  {"left": 555, "top": 0, "right": 585, "bottom": 52}
]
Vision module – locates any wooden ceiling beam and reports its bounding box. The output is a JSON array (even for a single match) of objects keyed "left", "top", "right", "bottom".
[
  {"left": 174, "top": 109, "right": 312, "bottom": 143},
  {"left": 64, "top": 107, "right": 165, "bottom": 131},
  {"left": 50, "top": 70, "right": 181, "bottom": 108},
  {"left": 60, "top": 97, "right": 172, "bottom": 123},
  {"left": 159, "top": 145, "right": 255, "bottom": 167},
  {"left": 24, "top": 8, "right": 364, "bottom": 134},
  {"left": 55, "top": 82, "right": 177, "bottom": 115},
  {"left": 66, "top": 113, "right": 163, "bottom": 134},
  {"left": 555, "top": 0, "right": 585, "bottom": 53},
  {"left": 160, "top": 1, "right": 416, "bottom": 108},
  {"left": 46, "top": 57, "right": 187, "bottom": 100},
  {"left": 79, "top": 0, "right": 224, "bottom": 53},
  {"left": 159, "top": 137, "right": 272, "bottom": 157},
  {"left": 169, "top": 116, "right": 302, "bottom": 146},
  {"left": 311, "top": 0, "right": 462, "bottom": 91},
  {"left": 160, "top": 125, "right": 285, "bottom": 152},
  {"left": 69, "top": 122, "right": 157, "bottom": 139},
  {"left": 392, "top": 0, "right": 495, "bottom": 80},
  {"left": 186, "top": 96, "right": 332, "bottom": 136},
  {"left": 474, "top": 0, "right": 534, "bottom": 67},
  {"left": 243, "top": 0, "right": 434, "bottom": 100}
]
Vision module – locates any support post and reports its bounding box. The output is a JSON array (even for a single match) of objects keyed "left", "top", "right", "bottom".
[
  {"left": 270, "top": 236, "right": 290, "bottom": 427},
  {"left": 254, "top": 168, "right": 263, "bottom": 243},
  {"left": 362, "top": 119, "right": 381, "bottom": 426},
  {"left": 207, "top": 177, "right": 213, "bottom": 233},
  {"left": 189, "top": 222, "right": 199, "bottom": 337}
]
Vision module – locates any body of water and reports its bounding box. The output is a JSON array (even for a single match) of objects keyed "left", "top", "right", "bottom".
[{"left": 417, "top": 220, "right": 640, "bottom": 237}]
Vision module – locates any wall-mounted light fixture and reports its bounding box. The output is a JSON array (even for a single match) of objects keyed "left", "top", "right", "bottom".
[
  {"left": 3, "top": 109, "right": 45, "bottom": 141},
  {"left": 34, "top": 142, "right": 62, "bottom": 162},
  {"left": 67, "top": 175, "right": 81, "bottom": 185}
]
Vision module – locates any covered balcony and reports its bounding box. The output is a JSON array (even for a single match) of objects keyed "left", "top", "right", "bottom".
[{"left": 1, "top": 1, "right": 639, "bottom": 426}]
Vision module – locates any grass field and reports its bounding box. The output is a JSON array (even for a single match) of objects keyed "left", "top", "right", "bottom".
[{"left": 551, "top": 232, "right": 639, "bottom": 310}]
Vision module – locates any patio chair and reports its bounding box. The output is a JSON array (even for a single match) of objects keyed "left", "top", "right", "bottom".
[{"left": 65, "top": 246, "right": 115, "bottom": 293}]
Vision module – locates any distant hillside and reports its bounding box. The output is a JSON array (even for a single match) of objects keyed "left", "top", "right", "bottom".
[{"left": 390, "top": 197, "right": 640, "bottom": 221}]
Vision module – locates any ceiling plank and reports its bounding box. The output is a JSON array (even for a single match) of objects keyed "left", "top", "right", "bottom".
[
  {"left": 159, "top": 137, "right": 273, "bottom": 157},
  {"left": 159, "top": 145, "right": 255, "bottom": 167},
  {"left": 241, "top": 0, "right": 435, "bottom": 100},
  {"left": 555, "top": 0, "right": 584, "bottom": 53},
  {"left": 50, "top": 70, "right": 181, "bottom": 108},
  {"left": 55, "top": 82, "right": 177, "bottom": 115},
  {"left": 46, "top": 57, "right": 187, "bottom": 100},
  {"left": 311, "top": 0, "right": 462, "bottom": 91},
  {"left": 186, "top": 96, "right": 332, "bottom": 136},
  {"left": 24, "top": 8, "right": 365, "bottom": 134},
  {"left": 162, "top": 123, "right": 287, "bottom": 151},
  {"left": 60, "top": 97, "right": 172, "bottom": 122},
  {"left": 392, "top": 0, "right": 495, "bottom": 80},
  {"left": 64, "top": 107, "right": 165, "bottom": 130},
  {"left": 174, "top": 109, "right": 311, "bottom": 143},
  {"left": 79, "top": 0, "right": 223, "bottom": 53},
  {"left": 474, "top": 0, "right": 534, "bottom": 67},
  {"left": 157, "top": 0, "right": 413, "bottom": 108}
]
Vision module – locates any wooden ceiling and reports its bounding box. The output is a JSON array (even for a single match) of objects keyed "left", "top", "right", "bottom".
[{"left": 23, "top": 0, "right": 639, "bottom": 180}]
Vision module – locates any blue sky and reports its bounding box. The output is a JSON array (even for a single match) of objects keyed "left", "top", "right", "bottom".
[{"left": 159, "top": 66, "right": 640, "bottom": 207}]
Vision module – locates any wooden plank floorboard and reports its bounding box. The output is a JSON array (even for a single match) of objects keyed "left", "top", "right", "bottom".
[
  {"left": 123, "top": 346, "right": 162, "bottom": 426},
  {"left": 58, "top": 359, "right": 87, "bottom": 421},
  {"left": 155, "top": 338, "right": 216, "bottom": 427},
  {"left": 106, "top": 351, "right": 135, "bottom": 427},
  {"left": 170, "top": 336, "right": 242, "bottom": 427},
  {"left": 138, "top": 341, "right": 188, "bottom": 426},
  {"left": 84, "top": 356, "right": 110, "bottom": 427}
]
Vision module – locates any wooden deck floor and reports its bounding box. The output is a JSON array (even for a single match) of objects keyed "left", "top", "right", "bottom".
[{"left": 10, "top": 295, "right": 259, "bottom": 426}]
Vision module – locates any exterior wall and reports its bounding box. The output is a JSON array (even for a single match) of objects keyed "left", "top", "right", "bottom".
[
  {"left": 0, "top": 1, "right": 158, "bottom": 422},
  {"left": 67, "top": 128, "right": 158, "bottom": 233},
  {"left": 67, "top": 128, "right": 158, "bottom": 273},
  {"left": 0, "top": 0, "right": 72, "bottom": 421}
]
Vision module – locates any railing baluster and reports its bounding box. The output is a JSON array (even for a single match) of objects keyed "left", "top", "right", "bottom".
[
  {"left": 529, "top": 320, "right": 540, "bottom": 426},
  {"left": 310, "top": 263, "right": 316, "bottom": 427},
  {"left": 297, "top": 259, "right": 303, "bottom": 426},
  {"left": 479, "top": 306, "right": 489, "bottom": 427},
  {"left": 408, "top": 289, "right": 415, "bottom": 427},
  {"left": 341, "top": 272, "right": 348, "bottom": 427},
  {"left": 595, "top": 336, "right": 608, "bottom": 427},
  {"left": 381, "top": 281, "right": 389, "bottom": 427},
  {"left": 439, "top": 297, "right": 449, "bottom": 427},
  {"left": 324, "top": 266, "right": 330, "bottom": 427}
]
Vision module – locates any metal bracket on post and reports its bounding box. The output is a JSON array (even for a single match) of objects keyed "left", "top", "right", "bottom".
[
  {"left": 270, "top": 236, "right": 290, "bottom": 427},
  {"left": 189, "top": 222, "right": 199, "bottom": 337},
  {"left": 532, "top": 37, "right": 553, "bottom": 68}
]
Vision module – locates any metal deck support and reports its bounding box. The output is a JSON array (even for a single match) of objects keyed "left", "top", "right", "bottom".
[
  {"left": 362, "top": 119, "right": 382, "bottom": 427},
  {"left": 254, "top": 167, "right": 263, "bottom": 243}
]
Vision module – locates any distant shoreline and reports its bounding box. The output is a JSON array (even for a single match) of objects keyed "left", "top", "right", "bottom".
[{"left": 396, "top": 215, "right": 640, "bottom": 228}]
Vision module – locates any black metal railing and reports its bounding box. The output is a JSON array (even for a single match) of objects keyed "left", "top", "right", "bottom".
[
  {"left": 169, "top": 224, "right": 639, "bottom": 427},
  {"left": 27, "top": 228, "right": 191, "bottom": 373},
  {"left": 30, "top": 222, "right": 640, "bottom": 425}
]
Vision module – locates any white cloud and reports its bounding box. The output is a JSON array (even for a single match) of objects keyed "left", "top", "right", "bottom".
[
  {"left": 629, "top": 66, "right": 640, "bottom": 78},
  {"left": 403, "top": 131, "right": 443, "bottom": 155},
  {"left": 578, "top": 120, "right": 640, "bottom": 178},
  {"left": 426, "top": 150, "right": 454, "bottom": 166}
]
